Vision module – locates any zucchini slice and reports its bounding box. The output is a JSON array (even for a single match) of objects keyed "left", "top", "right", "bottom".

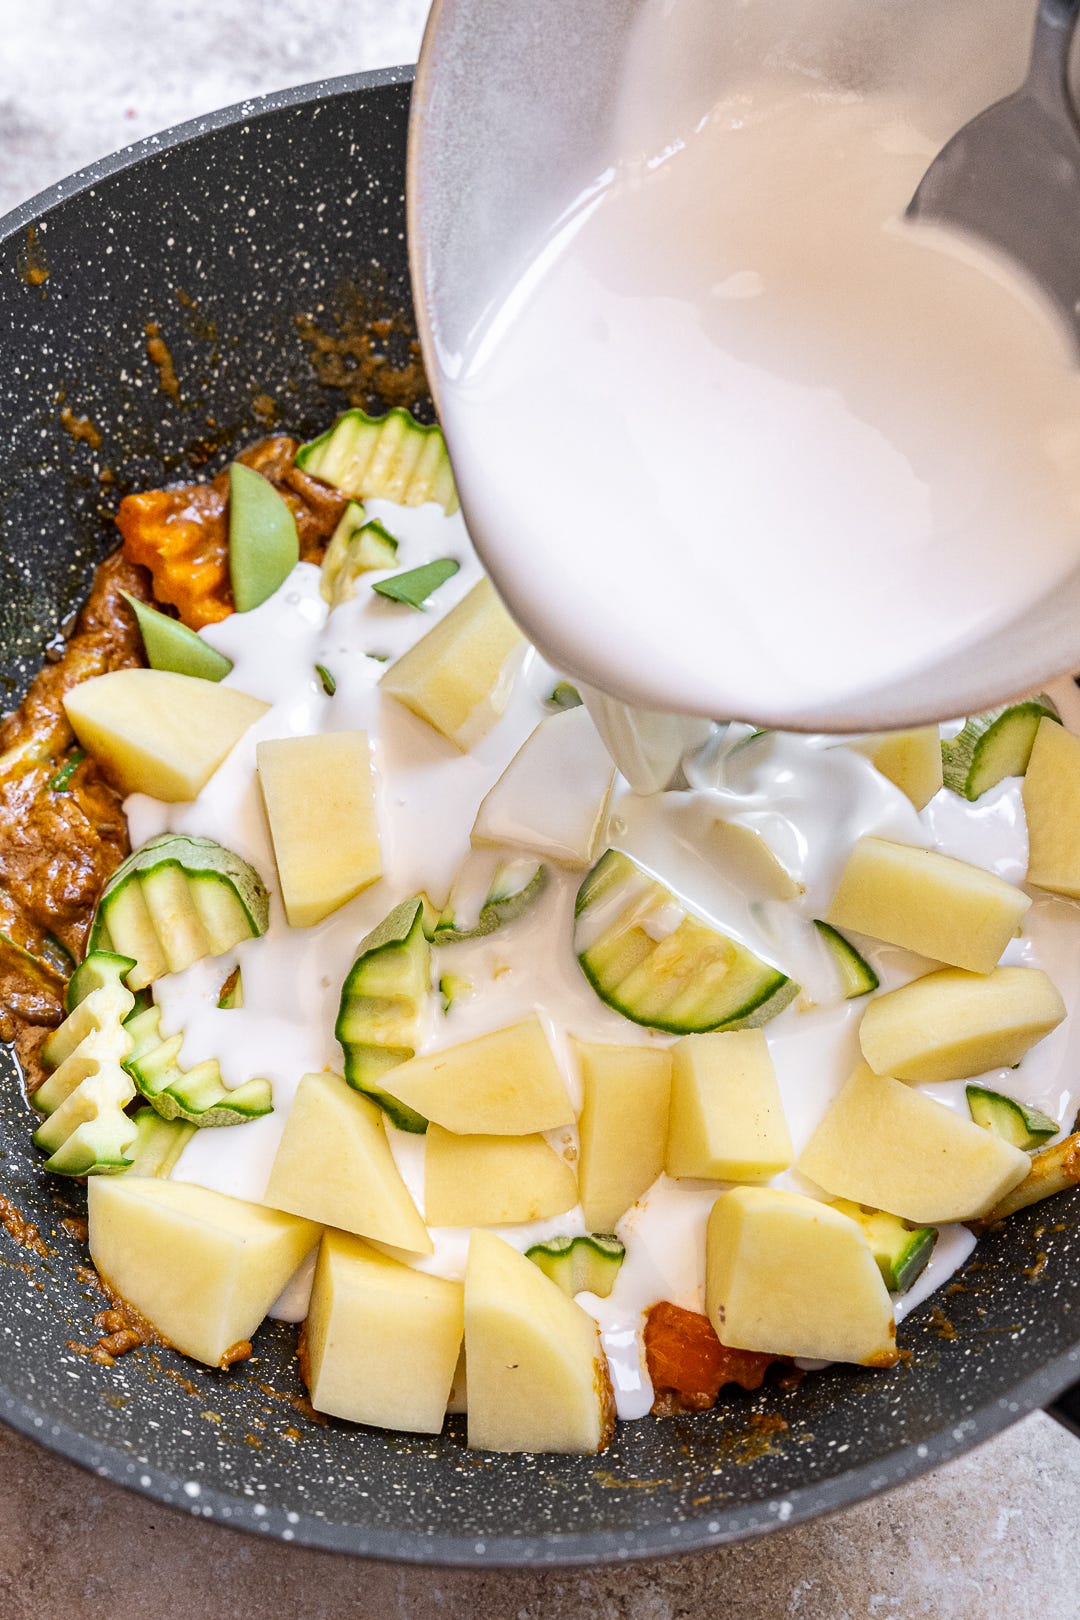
[
  {"left": 32, "top": 954, "right": 139, "bottom": 1176},
  {"left": 525, "top": 1234, "right": 625, "bottom": 1299},
  {"left": 123, "top": 1005, "right": 273, "bottom": 1127},
  {"left": 296, "top": 407, "right": 459, "bottom": 515},
  {"left": 433, "top": 856, "right": 548, "bottom": 944},
  {"left": 88, "top": 834, "right": 270, "bottom": 990},
  {"left": 966, "top": 1084, "right": 1059, "bottom": 1151},
  {"left": 217, "top": 967, "right": 243, "bottom": 1009},
  {"left": 941, "top": 697, "right": 1060, "bottom": 801},
  {"left": 813, "top": 920, "right": 879, "bottom": 999},
  {"left": 574, "top": 850, "right": 798, "bottom": 1034},
  {"left": 32, "top": 1066, "right": 140, "bottom": 1177},
  {"left": 335, "top": 896, "right": 432, "bottom": 1134},
  {"left": 832, "top": 1200, "right": 937, "bottom": 1294},
  {"left": 123, "top": 1108, "right": 195, "bottom": 1178},
  {"left": 320, "top": 503, "right": 400, "bottom": 606}
]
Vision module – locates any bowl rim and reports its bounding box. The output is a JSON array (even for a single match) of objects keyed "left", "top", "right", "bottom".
[{"left": 2, "top": 63, "right": 1080, "bottom": 1569}]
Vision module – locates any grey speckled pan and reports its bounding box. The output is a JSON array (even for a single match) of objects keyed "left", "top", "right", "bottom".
[{"left": 1, "top": 67, "right": 1080, "bottom": 1568}]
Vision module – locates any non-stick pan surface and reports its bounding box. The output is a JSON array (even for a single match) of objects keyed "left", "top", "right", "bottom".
[{"left": 1, "top": 68, "right": 1080, "bottom": 1567}]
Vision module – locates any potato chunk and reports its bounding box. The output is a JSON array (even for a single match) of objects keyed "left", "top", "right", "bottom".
[
  {"left": 798, "top": 1063, "right": 1029, "bottom": 1223},
  {"left": 465, "top": 1230, "right": 615, "bottom": 1453},
  {"left": 575, "top": 1041, "right": 671, "bottom": 1229},
  {"left": 851, "top": 728, "right": 943, "bottom": 811},
  {"left": 1023, "top": 717, "right": 1080, "bottom": 897},
  {"left": 381, "top": 577, "right": 524, "bottom": 750},
  {"left": 424, "top": 1127, "right": 577, "bottom": 1225},
  {"left": 826, "top": 836, "right": 1029, "bottom": 973},
  {"left": 264, "top": 1071, "right": 431, "bottom": 1254},
  {"left": 859, "top": 966, "right": 1066, "bottom": 1084},
  {"left": 705, "top": 1186, "right": 897, "bottom": 1366},
  {"left": 88, "top": 1176, "right": 320, "bottom": 1367},
  {"left": 665, "top": 1030, "right": 793, "bottom": 1183},
  {"left": 385, "top": 1017, "right": 574, "bottom": 1135},
  {"left": 303, "top": 1231, "right": 463, "bottom": 1433},
  {"left": 257, "top": 732, "right": 381, "bottom": 928},
  {"left": 64, "top": 669, "right": 268, "bottom": 802}
]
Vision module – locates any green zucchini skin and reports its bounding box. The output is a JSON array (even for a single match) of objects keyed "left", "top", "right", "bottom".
[
  {"left": 833, "top": 1201, "right": 937, "bottom": 1294},
  {"left": 813, "top": 920, "right": 879, "bottom": 999},
  {"left": 941, "top": 697, "right": 1060, "bottom": 801},
  {"left": 574, "top": 849, "right": 798, "bottom": 1035},
  {"left": 433, "top": 861, "right": 548, "bottom": 944},
  {"left": 966, "top": 1084, "right": 1059, "bottom": 1151},
  {"left": 525, "top": 1234, "right": 626, "bottom": 1298},
  {"left": 296, "top": 407, "right": 459, "bottom": 515},
  {"left": 32, "top": 953, "right": 139, "bottom": 1176},
  {"left": 122, "top": 1005, "right": 272, "bottom": 1127},
  {"left": 123, "top": 1108, "right": 195, "bottom": 1178},
  {"left": 336, "top": 896, "right": 432, "bottom": 1134}
]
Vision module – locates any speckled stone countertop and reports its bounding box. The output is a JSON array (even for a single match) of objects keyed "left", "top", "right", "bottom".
[{"left": 3, "top": 5, "right": 1080, "bottom": 1617}]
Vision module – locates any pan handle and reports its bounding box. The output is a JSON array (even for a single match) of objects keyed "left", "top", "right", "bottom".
[{"left": 1046, "top": 1383, "right": 1080, "bottom": 1438}]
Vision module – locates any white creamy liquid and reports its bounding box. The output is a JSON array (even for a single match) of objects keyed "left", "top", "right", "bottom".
[
  {"left": 120, "top": 491, "right": 1080, "bottom": 1422},
  {"left": 436, "top": 0, "right": 1080, "bottom": 726}
]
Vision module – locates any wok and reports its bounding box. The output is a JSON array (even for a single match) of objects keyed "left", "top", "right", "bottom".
[{"left": 1, "top": 66, "right": 1080, "bottom": 1568}]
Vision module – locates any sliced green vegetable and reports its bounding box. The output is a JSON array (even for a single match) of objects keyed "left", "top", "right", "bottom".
[
  {"left": 123, "top": 1004, "right": 272, "bottom": 1127},
  {"left": 372, "top": 558, "right": 460, "bottom": 610},
  {"left": 813, "top": 920, "right": 879, "bottom": 999},
  {"left": 549, "top": 682, "right": 583, "bottom": 710},
  {"left": 525, "top": 1234, "right": 625, "bottom": 1298},
  {"left": 47, "top": 750, "right": 86, "bottom": 793},
  {"left": 228, "top": 462, "right": 300, "bottom": 613},
  {"left": 33, "top": 956, "right": 139, "bottom": 1176},
  {"left": 33, "top": 1072, "right": 139, "bottom": 1177},
  {"left": 315, "top": 664, "right": 337, "bottom": 697},
  {"left": 335, "top": 896, "right": 432, "bottom": 1133},
  {"left": 433, "top": 858, "right": 548, "bottom": 944},
  {"left": 42, "top": 932, "right": 75, "bottom": 975},
  {"left": 832, "top": 1201, "right": 937, "bottom": 1294},
  {"left": 574, "top": 849, "right": 798, "bottom": 1034},
  {"left": 217, "top": 967, "right": 243, "bottom": 1010},
  {"left": 296, "top": 407, "right": 459, "bottom": 515},
  {"left": 87, "top": 833, "right": 270, "bottom": 990},
  {"left": 40, "top": 952, "right": 136, "bottom": 1083},
  {"left": 123, "top": 1107, "right": 195, "bottom": 1178},
  {"left": 65, "top": 950, "right": 136, "bottom": 1014},
  {"left": 120, "top": 591, "right": 233, "bottom": 682},
  {"left": 320, "top": 505, "right": 401, "bottom": 606},
  {"left": 966, "top": 1084, "right": 1059, "bottom": 1151},
  {"left": 439, "top": 973, "right": 473, "bottom": 1012},
  {"left": 941, "top": 697, "right": 1060, "bottom": 801}
]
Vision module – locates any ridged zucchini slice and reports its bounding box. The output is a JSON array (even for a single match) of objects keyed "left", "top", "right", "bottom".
[
  {"left": 967, "top": 1085, "right": 1059, "bottom": 1151},
  {"left": 124, "top": 1108, "right": 195, "bottom": 1178},
  {"left": 830, "top": 1200, "right": 937, "bottom": 1294},
  {"left": 941, "top": 696, "right": 1060, "bottom": 801},
  {"left": 296, "top": 407, "right": 458, "bottom": 515},
  {"left": 574, "top": 850, "right": 798, "bottom": 1034},
  {"left": 525, "top": 1234, "right": 625, "bottom": 1299},
  {"left": 123, "top": 1005, "right": 273, "bottom": 1127},
  {"left": 33, "top": 951, "right": 139, "bottom": 1176},
  {"left": 813, "top": 920, "right": 879, "bottom": 999},
  {"left": 320, "top": 502, "right": 400, "bottom": 605},
  {"left": 88, "top": 833, "right": 270, "bottom": 990},
  {"left": 433, "top": 856, "right": 548, "bottom": 944},
  {"left": 336, "top": 896, "right": 432, "bottom": 1134}
]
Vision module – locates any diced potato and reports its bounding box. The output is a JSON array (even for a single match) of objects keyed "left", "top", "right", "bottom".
[
  {"left": 302, "top": 1231, "right": 463, "bottom": 1433},
  {"left": 385, "top": 1017, "right": 574, "bottom": 1135},
  {"left": 381, "top": 577, "right": 524, "bottom": 751},
  {"left": 471, "top": 707, "right": 616, "bottom": 868},
  {"left": 710, "top": 820, "right": 802, "bottom": 900},
  {"left": 797, "top": 1062, "right": 1030, "bottom": 1223},
  {"left": 705, "top": 1186, "right": 897, "bottom": 1365},
  {"left": 446, "top": 1342, "right": 468, "bottom": 1414},
  {"left": 575, "top": 1041, "right": 672, "bottom": 1229},
  {"left": 859, "top": 965, "right": 1066, "bottom": 1084},
  {"left": 665, "top": 1030, "right": 793, "bottom": 1183},
  {"left": 256, "top": 732, "right": 381, "bottom": 928},
  {"left": 424, "top": 1127, "right": 577, "bottom": 1225},
  {"left": 851, "top": 728, "right": 943, "bottom": 811},
  {"left": 1023, "top": 717, "right": 1080, "bottom": 897},
  {"left": 465, "top": 1229, "right": 615, "bottom": 1453},
  {"left": 264, "top": 1071, "right": 432, "bottom": 1254},
  {"left": 63, "top": 669, "right": 268, "bottom": 802},
  {"left": 826, "top": 836, "right": 1029, "bottom": 973},
  {"left": 87, "top": 1176, "right": 320, "bottom": 1367}
]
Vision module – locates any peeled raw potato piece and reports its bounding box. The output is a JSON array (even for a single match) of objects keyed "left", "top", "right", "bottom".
[
  {"left": 575, "top": 1040, "right": 671, "bottom": 1229},
  {"left": 302, "top": 1231, "right": 463, "bottom": 1433},
  {"left": 826, "top": 836, "right": 1029, "bottom": 974},
  {"left": 87, "top": 1176, "right": 320, "bottom": 1367},
  {"left": 385, "top": 1017, "right": 574, "bottom": 1135},
  {"left": 859, "top": 965, "right": 1066, "bottom": 1084},
  {"left": 471, "top": 706, "right": 616, "bottom": 867},
  {"left": 705, "top": 1186, "right": 897, "bottom": 1366},
  {"left": 381, "top": 577, "right": 524, "bottom": 751},
  {"left": 464, "top": 1229, "right": 615, "bottom": 1454},
  {"left": 665, "top": 1029, "right": 793, "bottom": 1183},
  {"left": 257, "top": 732, "right": 381, "bottom": 928},
  {"left": 710, "top": 820, "right": 802, "bottom": 900},
  {"left": 263, "top": 1071, "right": 432, "bottom": 1254},
  {"left": 1023, "top": 717, "right": 1080, "bottom": 897},
  {"left": 424, "top": 1127, "right": 577, "bottom": 1225},
  {"left": 851, "top": 728, "right": 943, "bottom": 811},
  {"left": 63, "top": 669, "right": 268, "bottom": 802},
  {"left": 797, "top": 1063, "right": 1030, "bottom": 1223}
]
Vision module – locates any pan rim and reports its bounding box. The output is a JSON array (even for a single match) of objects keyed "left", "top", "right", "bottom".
[{"left": 1, "top": 64, "right": 1079, "bottom": 1568}]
